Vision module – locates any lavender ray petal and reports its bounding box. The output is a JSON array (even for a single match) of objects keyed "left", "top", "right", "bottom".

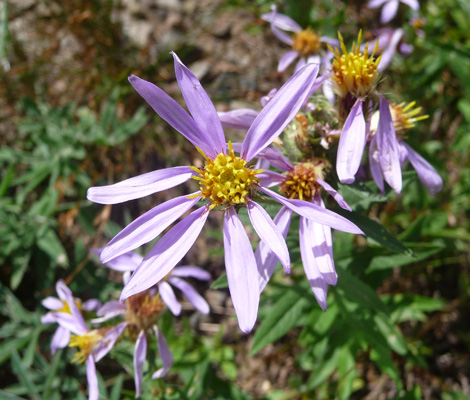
[
  {"left": 51, "top": 326, "right": 70, "bottom": 354},
  {"left": 403, "top": 142, "right": 443, "bottom": 196},
  {"left": 62, "top": 287, "right": 88, "bottom": 335},
  {"left": 377, "top": 96, "right": 402, "bottom": 194},
  {"left": 172, "top": 52, "right": 226, "bottom": 156},
  {"left": 257, "top": 170, "right": 285, "bottom": 188},
  {"left": 97, "top": 301, "right": 127, "bottom": 317},
  {"left": 87, "top": 166, "right": 195, "bottom": 205},
  {"left": 56, "top": 279, "right": 72, "bottom": 302},
  {"left": 401, "top": 0, "right": 420, "bottom": 10},
  {"left": 294, "top": 57, "right": 307, "bottom": 73},
  {"left": 42, "top": 297, "right": 63, "bottom": 310},
  {"left": 299, "top": 217, "right": 329, "bottom": 311},
  {"left": 336, "top": 99, "right": 366, "bottom": 184},
  {"left": 100, "top": 193, "right": 201, "bottom": 263},
  {"left": 128, "top": 75, "right": 214, "bottom": 157},
  {"left": 82, "top": 299, "right": 102, "bottom": 311},
  {"left": 103, "top": 251, "right": 143, "bottom": 272},
  {"left": 320, "top": 36, "right": 340, "bottom": 47},
  {"left": 316, "top": 179, "right": 352, "bottom": 211},
  {"left": 369, "top": 134, "right": 385, "bottom": 193},
  {"left": 381, "top": 0, "right": 399, "bottom": 23},
  {"left": 272, "top": 23, "right": 294, "bottom": 46},
  {"left": 218, "top": 109, "right": 259, "bottom": 130},
  {"left": 241, "top": 63, "right": 319, "bottom": 161},
  {"left": 247, "top": 200, "right": 290, "bottom": 273},
  {"left": 259, "top": 186, "right": 364, "bottom": 234},
  {"left": 152, "top": 327, "right": 174, "bottom": 379},
  {"left": 278, "top": 51, "right": 298, "bottom": 72},
  {"left": 256, "top": 206, "right": 292, "bottom": 293},
  {"left": 41, "top": 312, "right": 58, "bottom": 324},
  {"left": 158, "top": 281, "right": 182, "bottom": 316},
  {"left": 261, "top": 6, "right": 302, "bottom": 32},
  {"left": 93, "top": 322, "right": 128, "bottom": 362},
  {"left": 86, "top": 356, "right": 99, "bottom": 400},
  {"left": 168, "top": 277, "right": 210, "bottom": 314},
  {"left": 378, "top": 29, "right": 403, "bottom": 70},
  {"left": 224, "top": 207, "right": 260, "bottom": 333},
  {"left": 53, "top": 313, "right": 86, "bottom": 336},
  {"left": 121, "top": 207, "right": 209, "bottom": 300},
  {"left": 134, "top": 330, "right": 147, "bottom": 399},
  {"left": 171, "top": 266, "right": 211, "bottom": 281},
  {"left": 368, "top": 0, "right": 388, "bottom": 8}
]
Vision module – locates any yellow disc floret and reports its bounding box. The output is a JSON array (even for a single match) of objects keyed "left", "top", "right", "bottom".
[
  {"left": 69, "top": 330, "right": 104, "bottom": 364},
  {"left": 329, "top": 31, "right": 381, "bottom": 99},
  {"left": 292, "top": 28, "right": 321, "bottom": 56},
  {"left": 57, "top": 299, "right": 82, "bottom": 314},
  {"left": 190, "top": 142, "right": 262, "bottom": 210},
  {"left": 390, "top": 101, "right": 428, "bottom": 134},
  {"left": 280, "top": 160, "right": 328, "bottom": 201},
  {"left": 125, "top": 291, "right": 165, "bottom": 333}
]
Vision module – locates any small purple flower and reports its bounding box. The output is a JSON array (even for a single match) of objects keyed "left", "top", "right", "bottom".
[
  {"left": 367, "top": 0, "right": 420, "bottom": 24},
  {"left": 88, "top": 53, "right": 362, "bottom": 333},
  {"left": 41, "top": 280, "right": 101, "bottom": 354}
]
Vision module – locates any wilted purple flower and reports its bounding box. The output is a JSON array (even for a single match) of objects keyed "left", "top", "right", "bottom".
[
  {"left": 41, "top": 280, "right": 101, "bottom": 354},
  {"left": 368, "top": 0, "right": 420, "bottom": 24},
  {"left": 248, "top": 156, "right": 352, "bottom": 309},
  {"left": 370, "top": 100, "right": 442, "bottom": 195},
  {"left": 51, "top": 284, "right": 125, "bottom": 400},
  {"left": 93, "top": 290, "right": 173, "bottom": 398},
  {"left": 100, "top": 250, "right": 210, "bottom": 316},
  {"left": 262, "top": 5, "right": 338, "bottom": 73},
  {"left": 88, "top": 53, "right": 362, "bottom": 333}
]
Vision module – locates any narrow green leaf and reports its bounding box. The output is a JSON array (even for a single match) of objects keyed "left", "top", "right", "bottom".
[
  {"left": 338, "top": 181, "right": 388, "bottom": 211},
  {"left": 36, "top": 229, "right": 69, "bottom": 267},
  {"left": 211, "top": 273, "right": 228, "bottom": 289},
  {"left": 110, "top": 374, "right": 124, "bottom": 400},
  {"left": 43, "top": 349, "right": 63, "bottom": 400},
  {"left": 0, "top": 390, "right": 27, "bottom": 400},
  {"left": 11, "top": 351, "right": 38, "bottom": 398},
  {"left": 22, "top": 327, "right": 42, "bottom": 368},
  {"left": 250, "top": 287, "right": 310, "bottom": 355}
]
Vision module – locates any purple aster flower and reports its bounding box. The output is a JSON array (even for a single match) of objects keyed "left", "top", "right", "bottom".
[
  {"left": 368, "top": 0, "right": 420, "bottom": 24},
  {"left": 92, "top": 290, "right": 173, "bottom": 398},
  {"left": 51, "top": 285, "right": 125, "bottom": 400},
  {"left": 369, "top": 100, "right": 442, "bottom": 195},
  {"left": 41, "top": 280, "right": 101, "bottom": 354},
  {"left": 88, "top": 53, "right": 362, "bottom": 333},
  {"left": 98, "top": 249, "right": 211, "bottom": 316},
  {"left": 247, "top": 155, "right": 352, "bottom": 310},
  {"left": 261, "top": 5, "right": 338, "bottom": 73}
]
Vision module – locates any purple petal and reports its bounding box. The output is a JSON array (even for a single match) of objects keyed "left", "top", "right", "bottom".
[
  {"left": 224, "top": 207, "right": 260, "bottom": 333},
  {"left": 121, "top": 207, "right": 209, "bottom": 300},
  {"left": 172, "top": 53, "right": 226, "bottom": 156},
  {"left": 272, "top": 23, "right": 294, "bottom": 46},
  {"left": 158, "top": 281, "right": 182, "bottom": 316},
  {"left": 294, "top": 57, "right": 307, "bottom": 73},
  {"left": 378, "top": 29, "right": 403, "bottom": 70},
  {"left": 381, "top": 0, "right": 399, "bottom": 23},
  {"left": 171, "top": 266, "right": 211, "bottom": 280},
  {"left": 42, "top": 312, "right": 58, "bottom": 324},
  {"left": 97, "top": 301, "right": 127, "bottom": 317},
  {"left": 241, "top": 63, "right": 319, "bottom": 161},
  {"left": 278, "top": 51, "right": 298, "bottom": 73},
  {"left": 168, "top": 277, "right": 210, "bottom": 314},
  {"left": 86, "top": 356, "right": 99, "bottom": 400},
  {"left": 100, "top": 194, "right": 200, "bottom": 263},
  {"left": 320, "top": 36, "right": 340, "bottom": 47},
  {"left": 259, "top": 186, "right": 364, "bottom": 234},
  {"left": 260, "top": 89, "right": 278, "bottom": 107},
  {"left": 261, "top": 6, "right": 302, "bottom": 32},
  {"left": 52, "top": 313, "right": 84, "bottom": 335},
  {"left": 42, "top": 297, "right": 63, "bottom": 310},
  {"left": 152, "top": 327, "right": 174, "bottom": 379},
  {"left": 56, "top": 279, "right": 71, "bottom": 302},
  {"left": 368, "top": 0, "right": 388, "bottom": 8},
  {"left": 369, "top": 134, "right": 385, "bottom": 193},
  {"left": 93, "top": 322, "right": 127, "bottom": 362},
  {"left": 128, "top": 75, "right": 215, "bottom": 157},
  {"left": 316, "top": 179, "right": 352, "bottom": 211},
  {"left": 87, "top": 166, "right": 195, "bottom": 205},
  {"left": 134, "top": 330, "right": 147, "bottom": 399},
  {"left": 230, "top": 142, "right": 293, "bottom": 171},
  {"left": 401, "top": 0, "right": 419, "bottom": 10},
  {"left": 247, "top": 200, "right": 290, "bottom": 273},
  {"left": 51, "top": 326, "right": 70, "bottom": 354},
  {"left": 104, "top": 251, "right": 143, "bottom": 272},
  {"left": 82, "top": 299, "right": 102, "bottom": 311},
  {"left": 402, "top": 142, "right": 443, "bottom": 196},
  {"left": 218, "top": 109, "right": 259, "bottom": 130},
  {"left": 377, "top": 96, "right": 402, "bottom": 194},
  {"left": 336, "top": 99, "right": 366, "bottom": 184},
  {"left": 299, "top": 217, "right": 329, "bottom": 311},
  {"left": 256, "top": 206, "right": 292, "bottom": 293},
  {"left": 257, "top": 170, "right": 285, "bottom": 188}
]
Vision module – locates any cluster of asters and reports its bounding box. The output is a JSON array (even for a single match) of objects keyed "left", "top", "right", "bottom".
[{"left": 42, "top": 2, "right": 442, "bottom": 398}]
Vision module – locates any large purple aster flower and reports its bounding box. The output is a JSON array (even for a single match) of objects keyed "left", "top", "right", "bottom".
[{"left": 87, "top": 53, "right": 362, "bottom": 333}]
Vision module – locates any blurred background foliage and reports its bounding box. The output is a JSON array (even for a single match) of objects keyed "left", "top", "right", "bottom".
[{"left": 0, "top": 0, "right": 469, "bottom": 399}]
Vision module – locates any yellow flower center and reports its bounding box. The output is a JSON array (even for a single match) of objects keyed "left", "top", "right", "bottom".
[
  {"left": 190, "top": 142, "right": 262, "bottom": 210},
  {"left": 56, "top": 299, "right": 82, "bottom": 314},
  {"left": 292, "top": 28, "right": 321, "bottom": 56},
  {"left": 280, "top": 160, "right": 328, "bottom": 201},
  {"left": 390, "top": 101, "right": 428, "bottom": 134},
  {"left": 69, "top": 330, "right": 104, "bottom": 364},
  {"left": 125, "top": 291, "right": 165, "bottom": 333},
  {"left": 329, "top": 31, "right": 381, "bottom": 99}
]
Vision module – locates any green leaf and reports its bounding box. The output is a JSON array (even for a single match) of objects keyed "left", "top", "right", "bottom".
[
  {"left": 110, "top": 374, "right": 125, "bottom": 400},
  {"left": 10, "top": 251, "right": 31, "bottom": 290},
  {"left": 211, "top": 273, "right": 228, "bottom": 289},
  {"left": 250, "top": 287, "right": 310, "bottom": 355},
  {"left": 333, "top": 208, "right": 411, "bottom": 255},
  {"left": 0, "top": 390, "right": 27, "bottom": 400},
  {"left": 338, "top": 181, "right": 388, "bottom": 211},
  {"left": 43, "top": 349, "right": 63, "bottom": 400},
  {"left": 36, "top": 228, "right": 69, "bottom": 267},
  {"left": 11, "top": 351, "right": 39, "bottom": 399}
]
